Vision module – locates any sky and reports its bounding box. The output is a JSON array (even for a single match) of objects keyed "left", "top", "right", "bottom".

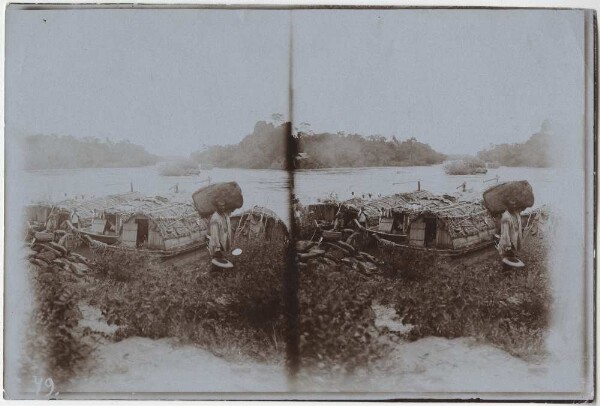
[
  {"left": 5, "top": 8, "right": 291, "bottom": 156},
  {"left": 6, "top": 7, "right": 585, "bottom": 156}
]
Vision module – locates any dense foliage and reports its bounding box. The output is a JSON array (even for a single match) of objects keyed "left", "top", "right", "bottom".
[
  {"left": 297, "top": 133, "right": 446, "bottom": 169},
  {"left": 28, "top": 262, "right": 92, "bottom": 384},
  {"left": 376, "top": 236, "right": 550, "bottom": 360},
  {"left": 191, "top": 121, "right": 287, "bottom": 169},
  {"left": 90, "top": 240, "right": 287, "bottom": 361},
  {"left": 298, "top": 263, "right": 390, "bottom": 374},
  {"left": 477, "top": 132, "right": 551, "bottom": 167},
  {"left": 190, "top": 121, "right": 446, "bottom": 169},
  {"left": 24, "top": 135, "right": 158, "bottom": 170},
  {"left": 89, "top": 238, "right": 390, "bottom": 372}
]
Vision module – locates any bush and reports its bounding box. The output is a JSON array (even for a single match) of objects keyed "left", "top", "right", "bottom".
[
  {"left": 298, "top": 265, "right": 389, "bottom": 375},
  {"left": 91, "top": 239, "right": 287, "bottom": 361},
  {"left": 382, "top": 237, "right": 550, "bottom": 359},
  {"left": 28, "top": 264, "right": 92, "bottom": 384},
  {"left": 91, "top": 249, "right": 147, "bottom": 282}
]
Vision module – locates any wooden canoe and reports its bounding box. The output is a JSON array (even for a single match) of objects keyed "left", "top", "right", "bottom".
[{"left": 80, "top": 229, "right": 120, "bottom": 245}]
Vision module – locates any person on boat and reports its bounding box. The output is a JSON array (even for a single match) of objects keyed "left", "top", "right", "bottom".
[
  {"left": 497, "top": 198, "right": 523, "bottom": 259},
  {"left": 45, "top": 211, "right": 58, "bottom": 232},
  {"left": 70, "top": 209, "right": 80, "bottom": 229},
  {"left": 292, "top": 197, "right": 303, "bottom": 225},
  {"left": 357, "top": 207, "right": 367, "bottom": 229},
  {"left": 378, "top": 207, "right": 385, "bottom": 225},
  {"left": 208, "top": 200, "right": 232, "bottom": 259},
  {"left": 333, "top": 209, "right": 344, "bottom": 231}
]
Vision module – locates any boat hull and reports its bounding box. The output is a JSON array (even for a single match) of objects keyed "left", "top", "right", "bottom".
[
  {"left": 372, "top": 234, "right": 494, "bottom": 257},
  {"left": 80, "top": 230, "right": 119, "bottom": 245}
]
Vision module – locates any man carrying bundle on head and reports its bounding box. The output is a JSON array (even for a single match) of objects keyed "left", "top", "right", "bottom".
[
  {"left": 208, "top": 200, "right": 232, "bottom": 260},
  {"left": 483, "top": 181, "right": 533, "bottom": 269},
  {"left": 497, "top": 198, "right": 523, "bottom": 260}
]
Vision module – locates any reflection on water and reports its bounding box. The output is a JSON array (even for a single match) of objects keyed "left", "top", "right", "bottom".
[{"left": 22, "top": 164, "right": 559, "bottom": 224}]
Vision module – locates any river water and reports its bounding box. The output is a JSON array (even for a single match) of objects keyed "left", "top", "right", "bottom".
[{"left": 21, "top": 164, "right": 557, "bottom": 222}]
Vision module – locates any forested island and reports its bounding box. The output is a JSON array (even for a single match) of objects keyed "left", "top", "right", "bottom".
[
  {"left": 477, "top": 126, "right": 551, "bottom": 168},
  {"left": 23, "top": 135, "right": 158, "bottom": 170},
  {"left": 191, "top": 121, "right": 287, "bottom": 169},
  {"left": 296, "top": 132, "right": 446, "bottom": 169},
  {"left": 191, "top": 121, "right": 446, "bottom": 170}
]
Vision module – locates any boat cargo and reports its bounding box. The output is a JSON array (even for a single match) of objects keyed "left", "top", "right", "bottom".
[
  {"left": 483, "top": 180, "right": 534, "bottom": 215},
  {"left": 192, "top": 182, "right": 243, "bottom": 218}
]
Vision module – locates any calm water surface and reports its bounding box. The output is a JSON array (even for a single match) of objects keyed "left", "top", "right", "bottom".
[{"left": 22, "top": 164, "right": 559, "bottom": 222}]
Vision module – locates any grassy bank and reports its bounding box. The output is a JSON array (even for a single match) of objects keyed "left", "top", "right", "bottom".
[
  {"left": 30, "top": 223, "right": 549, "bottom": 384},
  {"left": 370, "top": 233, "right": 550, "bottom": 360},
  {"left": 87, "top": 240, "right": 287, "bottom": 362}
]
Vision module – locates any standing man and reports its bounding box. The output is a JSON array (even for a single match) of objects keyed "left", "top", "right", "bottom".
[
  {"left": 208, "top": 200, "right": 232, "bottom": 259},
  {"left": 357, "top": 207, "right": 367, "bottom": 229},
  {"left": 45, "top": 210, "right": 58, "bottom": 232},
  {"left": 497, "top": 198, "right": 523, "bottom": 259},
  {"left": 70, "top": 208, "right": 80, "bottom": 229}
]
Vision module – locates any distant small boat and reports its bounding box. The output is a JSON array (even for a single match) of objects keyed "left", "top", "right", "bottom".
[{"left": 474, "top": 167, "right": 488, "bottom": 174}]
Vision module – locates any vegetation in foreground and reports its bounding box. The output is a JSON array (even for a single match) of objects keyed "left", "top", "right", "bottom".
[
  {"left": 28, "top": 220, "right": 549, "bottom": 384},
  {"left": 25, "top": 260, "right": 94, "bottom": 385},
  {"left": 87, "top": 239, "right": 389, "bottom": 374},
  {"left": 89, "top": 241, "right": 286, "bottom": 362},
  {"left": 374, "top": 233, "right": 550, "bottom": 360}
]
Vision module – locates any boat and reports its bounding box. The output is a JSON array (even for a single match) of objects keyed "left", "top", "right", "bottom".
[
  {"left": 307, "top": 190, "right": 497, "bottom": 257},
  {"left": 29, "top": 192, "right": 209, "bottom": 259},
  {"left": 79, "top": 229, "right": 119, "bottom": 245},
  {"left": 371, "top": 232, "right": 494, "bottom": 257},
  {"left": 86, "top": 237, "right": 206, "bottom": 260}
]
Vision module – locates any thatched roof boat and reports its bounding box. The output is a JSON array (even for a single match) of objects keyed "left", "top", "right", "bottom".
[
  {"left": 28, "top": 192, "right": 209, "bottom": 257},
  {"left": 308, "top": 190, "right": 496, "bottom": 256},
  {"left": 232, "top": 205, "right": 288, "bottom": 243}
]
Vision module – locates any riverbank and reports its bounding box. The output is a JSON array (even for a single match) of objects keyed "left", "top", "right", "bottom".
[{"left": 21, "top": 187, "right": 552, "bottom": 395}]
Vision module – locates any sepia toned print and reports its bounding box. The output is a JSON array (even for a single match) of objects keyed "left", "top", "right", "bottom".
[{"left": 3, "top": 5, "right": 595, "bottom": 401}]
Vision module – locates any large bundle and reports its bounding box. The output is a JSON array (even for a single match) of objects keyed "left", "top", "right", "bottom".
[
  {"left": 192, "top": 182, "right": 243, "bottom": 217},
  {"left": 483, "top": 181, "right": 534, "bottom": 215}
]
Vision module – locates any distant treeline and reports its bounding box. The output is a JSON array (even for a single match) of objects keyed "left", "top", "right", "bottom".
[
  {"left": 477, "top": 132, "right": 551, "bottom": 167},
  {"left": 296, "top": 133, "right": 446, "bottom": 169},
  {"left": 191, "top": 121, "right": 287, "bottom": 169},
  {"left": 24, "top": 135, "right": 158, "bottom": 170},
  {"left": 191, "top": 121, "right": 446, "bottom": 169}
]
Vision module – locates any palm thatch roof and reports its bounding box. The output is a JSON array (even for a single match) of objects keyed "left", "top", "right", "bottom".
[
  {"left": 42, "top": 192, "right": 207, "bottom": 240},
  {"left": 49, "top": 192, "right": 147, "bottom": 218},
  {"left": 413, "top": 201, "right": 496, "bottom": 238},
  {"left": 346, "top": 190, "right": 455, "bottom": 220},
  {"left": 121, "top": 203, "right": 206, "bottom": 240},
  {"left": 234, "top": 205, "right": 288, "bottom": 240},
  {"left": 311, "top": 190, "right": 495, "bottom": 238}
]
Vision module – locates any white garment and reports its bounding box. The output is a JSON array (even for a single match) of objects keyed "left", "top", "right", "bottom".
[{"left": 498, "top": 210, "right": 522, "bottom": 256}]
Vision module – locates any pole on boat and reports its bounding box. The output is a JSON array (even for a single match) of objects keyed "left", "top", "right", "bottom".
[{"left": 484, "top": 175, "right": 500, "bottom": 183}]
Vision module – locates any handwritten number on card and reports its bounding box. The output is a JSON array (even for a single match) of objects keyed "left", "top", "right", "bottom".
[{"left": 33, "top": 376, "right": 58, "bottom": 399}]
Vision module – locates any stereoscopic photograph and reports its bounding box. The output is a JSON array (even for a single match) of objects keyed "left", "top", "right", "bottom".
[{"left": 3, "top": 4, "right": 595, "bottom": 401}]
